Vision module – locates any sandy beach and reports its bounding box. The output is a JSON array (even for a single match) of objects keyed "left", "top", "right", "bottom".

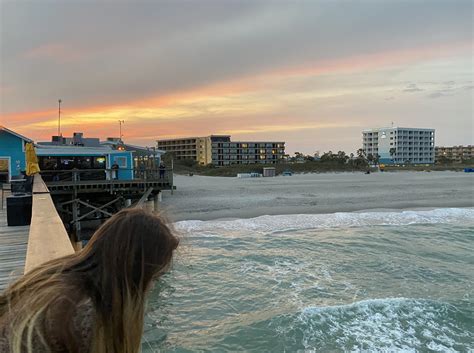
[{"left": 159, "top": 171, "right": 474, "bottom": 221}]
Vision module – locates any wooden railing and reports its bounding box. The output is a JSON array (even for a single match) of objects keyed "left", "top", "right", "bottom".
[
  {"left": 24, "top": 174, "right": 74, "bottom": 273},
  {"left": 39, "top": 168, "right": 173, "bottom": 183}
]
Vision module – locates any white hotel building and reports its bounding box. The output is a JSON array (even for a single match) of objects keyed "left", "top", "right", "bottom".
[{"left": 362, "top": 127, "right": 435, "bottom": 164}]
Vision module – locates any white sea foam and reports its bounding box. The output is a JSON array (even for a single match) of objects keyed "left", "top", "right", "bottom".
[
  {"left": 175, "top": 208, "right": 474, "bottom": 234},
  {"left": 294, "top": 298, "right": 470, "bottom": 352}
]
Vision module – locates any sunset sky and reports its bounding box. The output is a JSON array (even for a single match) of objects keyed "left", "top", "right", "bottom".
[{"left": 1, "top": 0, "right": 472, "bottom": 154}]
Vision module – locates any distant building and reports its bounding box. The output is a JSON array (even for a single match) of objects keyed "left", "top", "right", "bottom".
[
  {"left": 435, "top": 145, "right": 474, "bottom": 163},
  {"left": 39, "top": 132, "right": 101, "bottom": 147},
  {"left": 157, "top": 135, "right": 286, "bottom": 166},
  {"left": 362, "top": 127, "right": 435, "bottom": 164},
  {"left": 157, "top": 135, "right": 221, "bottom": 165},
  {"left": 0, "top": 126, "right": 33, "bottom": 182}
]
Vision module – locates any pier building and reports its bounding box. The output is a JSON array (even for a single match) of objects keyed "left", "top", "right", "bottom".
[
  {"left": 362, "top": 127, "right": 435, "bottom": 164},
  {"left": 36, "top": 145, "right": 135, "bottom": 181},
  {"left": 0, "top": 126, "right": 33, "bottom": 182},
  {"left": 1, "top": 127, "right": 174, "bottom": 253},
  {"left": 100, "top": 138, "right": 165, "bottom": 169}
]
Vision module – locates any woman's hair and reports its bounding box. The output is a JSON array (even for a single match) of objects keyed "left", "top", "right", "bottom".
[{"left": 0, "top": 208, "right": 179, "bottom": 353}]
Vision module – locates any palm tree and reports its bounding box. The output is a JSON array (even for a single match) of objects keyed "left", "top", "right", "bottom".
[
  {"left": 373, "top": 154, "right": 380, "bottom": 166},
  {"left": 367, "top": 153, "right": 374, "bottom": 164},
  {"left": 389, "top": 148, "right": 396, "bottom": 163}
]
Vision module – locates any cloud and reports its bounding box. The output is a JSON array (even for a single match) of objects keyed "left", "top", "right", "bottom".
[
  {"left": 1, "top": 1, "right": 472, "bottom": 113},
  {"left": 427, "top": 92, "right": 445, "bottom": 99},
  {"left": 1, "top": 1, "right": 473, "bottom": 152},
  {"left": 403, "top": 83, "right": 424, "bottom": 92}
]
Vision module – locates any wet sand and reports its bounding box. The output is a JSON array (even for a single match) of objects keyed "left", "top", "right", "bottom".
[{"left": 160, "top": 171, "right": 474, "bottom": 221}]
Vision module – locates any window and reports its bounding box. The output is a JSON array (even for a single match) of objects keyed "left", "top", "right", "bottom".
[{"left": 114, "top": 156, "right": 127, "bottom": 168}]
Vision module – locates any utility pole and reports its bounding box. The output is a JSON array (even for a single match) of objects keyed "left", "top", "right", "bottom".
[
  {"left": 58, "top": 99, "right": 62, "bottom": 136},
  {"left": 118, "top": 120, "right": 125, "bottom": 142}
]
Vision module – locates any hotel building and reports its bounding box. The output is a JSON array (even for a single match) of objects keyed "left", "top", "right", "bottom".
[
  {"left": 362, "top": 127, "right": 435, "bottom": 164},
  {"left": 435, "top": 145, "right": 474, "bottom": 163},
  {"left": 157, "top": 135, "right": 286, "bottom": 166}
]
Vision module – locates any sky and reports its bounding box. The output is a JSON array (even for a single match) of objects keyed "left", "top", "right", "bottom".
[{"left": 1, "top": 0, "right": 473, "bottom": 154}]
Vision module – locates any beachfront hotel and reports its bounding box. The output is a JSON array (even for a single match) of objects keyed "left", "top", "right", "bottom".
[
  {"left": 157, "top": 135, "right": 286, "bottom": 166},
  {"left": 362, "top": 127, "right": 435, "bottom": 164},
  {"left": 435, "top": 145, "right": 474, "bottom": 163}
]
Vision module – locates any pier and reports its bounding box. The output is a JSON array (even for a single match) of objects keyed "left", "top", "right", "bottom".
[
  {"left": 39, "top": 168, "right": 173, "bottom": 242},
  {"left": 0, "top": 168, "right": 171, "bottom": 290},
  {"left": 0, "top": 175, "right": 73, "bottom": 291},
  {"left": 0, "top": 187, "right": 28, "bottom": 290}
]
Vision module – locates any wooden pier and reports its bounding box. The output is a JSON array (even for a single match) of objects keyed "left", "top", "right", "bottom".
[
  {"left": 0, "top": 169, "right": 172, "bottom": 291},
  {"left": 0, "top": 176, "right": 75, "bottom": 291},
  {"left": 0, "top": 190, "right": 29, "bottom": 291},
  {"left": 39, "top": 168, "right": 173, "bottom": 242}
]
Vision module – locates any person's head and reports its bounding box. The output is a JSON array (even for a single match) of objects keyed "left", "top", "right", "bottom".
[
  {"left": 1, "top": 208, "right": 179, "bottom": 353},
  {"left": 79, "top": 208, "right": 179, "bottom": 294}
]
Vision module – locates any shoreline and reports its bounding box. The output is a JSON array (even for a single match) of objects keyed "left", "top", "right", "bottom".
[
  {"left": 170, "top": 205, "right": 474, "bottom": 223},
  {"left": 160, "top": 171, "right": 474, "bottom": 222}
]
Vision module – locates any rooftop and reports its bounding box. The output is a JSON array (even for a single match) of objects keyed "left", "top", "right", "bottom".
[
  {"left": 35, "top": 145, "right": 130, "bottom": 156},
  {"left": 362, "top": 127, "right": 435, "bottom": 132},
  {"left": 0, "top": 126, "right": 33, "bottom": 142}
]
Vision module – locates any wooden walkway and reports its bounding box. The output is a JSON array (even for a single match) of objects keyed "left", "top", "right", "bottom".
[{"left": 0, "top": 192, "right": 29, "bottom": 291}]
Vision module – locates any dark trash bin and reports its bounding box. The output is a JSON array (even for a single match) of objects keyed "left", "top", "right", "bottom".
[
  {"left": 11, "top": 179, "right": 27, "bottom": 194},
  {"left": 7, "top": 194, "right": 32, "bottom": 226}
]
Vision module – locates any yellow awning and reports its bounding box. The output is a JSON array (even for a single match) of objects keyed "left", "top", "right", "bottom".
[{"left": 25, "top": 142, "right": 40, "bottom": 176}]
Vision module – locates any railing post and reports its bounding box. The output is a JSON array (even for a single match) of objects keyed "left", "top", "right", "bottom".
[{"left": 170, "top": 168, "right": 174, "bottom": 194}]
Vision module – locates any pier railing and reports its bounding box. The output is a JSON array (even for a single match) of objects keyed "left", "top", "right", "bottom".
[
  {"left": 39, "top": 168, "right": 173, "bottom": 184},
  {"left": 24, "top": 174, "right": 75, "bottom": 273}
]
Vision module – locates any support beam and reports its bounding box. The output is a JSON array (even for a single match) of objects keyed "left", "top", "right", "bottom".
[
  {"left": 76, "top": 199, "right": 113, "bottom": 217},
  {"left": 71, "top": 197, "right": 121, "bottom": 223},
  {"left": 153, "top": 192, "right": 160, "bottom": 212},
  {"left": 134, "top": 187, "right": 154, "bottom": 209}
]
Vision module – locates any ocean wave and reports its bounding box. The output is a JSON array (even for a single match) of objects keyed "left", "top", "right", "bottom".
[
  {"left": 275, "top": 298, "right": 472, "bottom": 352},
  {"left": 174, "top": 208, "right": 474, "bottom": 234}
]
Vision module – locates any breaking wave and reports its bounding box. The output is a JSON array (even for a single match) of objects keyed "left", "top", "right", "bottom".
[
  {"left": 270, "top": 298, "right": 473, "bottom": 352},
  {"left": 175, "top": 208, "right": 474, "bottom": 235}
]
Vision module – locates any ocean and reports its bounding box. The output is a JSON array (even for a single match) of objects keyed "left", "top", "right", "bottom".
[{"left": 142, "top": 208, "right": 474, "bottom": 352}]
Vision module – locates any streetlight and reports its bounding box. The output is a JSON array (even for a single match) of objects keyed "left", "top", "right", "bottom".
[
  {"left": 58, "top": 99, "right": 62, "bottom": 137},
  {"left": 118, "top": 120, "right": 125, "bottom": 142}
]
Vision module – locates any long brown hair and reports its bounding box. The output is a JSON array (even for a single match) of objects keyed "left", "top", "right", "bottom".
[{"left": 0, "top": 208, "right": 179, "bottom": 353}]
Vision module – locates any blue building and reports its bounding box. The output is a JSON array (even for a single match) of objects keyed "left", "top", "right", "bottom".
[
  {"left": 35, "top": 145, "right": 134, "bottom": 181},
  {"left": 0, "top": 126, "right": 33, "bottom": 182},
  {"left": 100, "top": 139, "right": 164, "bottom": 167}
]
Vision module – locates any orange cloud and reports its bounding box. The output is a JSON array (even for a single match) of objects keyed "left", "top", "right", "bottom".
[
  {"left": 5, "top": 40, "right": 470, "bottom": 143},
  {"left": 23, "top": 43, "right": 82, "bottom": 61}
]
